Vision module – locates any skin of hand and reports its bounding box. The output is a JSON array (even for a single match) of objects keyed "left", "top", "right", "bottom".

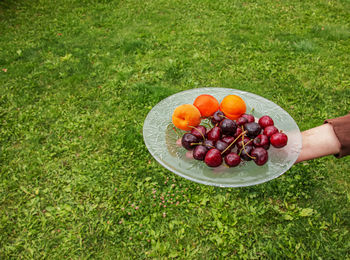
[{"left": 295, "top": 123, "right": 341, "bottom": 163}]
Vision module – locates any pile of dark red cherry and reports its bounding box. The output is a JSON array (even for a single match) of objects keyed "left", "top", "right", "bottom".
[{"left": 181, "top": 111, "right": 288, "bottom": 167}]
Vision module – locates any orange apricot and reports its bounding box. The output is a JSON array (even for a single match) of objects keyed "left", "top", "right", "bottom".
[
  {"left": 193, "top": 94, "right": 220, "bottom": 118},
  {"left": 219, "top": 95, "right": 246, "bottom": 120},
  {"left": 172, "top": 104, "right": 201, "bottom": 131}
]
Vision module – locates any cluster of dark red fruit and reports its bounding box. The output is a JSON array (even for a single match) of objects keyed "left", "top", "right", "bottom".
[{"left": 181, "top": 111, "right": 288, "bottom": 168}]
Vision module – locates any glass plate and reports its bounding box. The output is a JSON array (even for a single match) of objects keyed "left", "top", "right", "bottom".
[{"left": 143, "top": 88, "right": 302, "bottom": 187}]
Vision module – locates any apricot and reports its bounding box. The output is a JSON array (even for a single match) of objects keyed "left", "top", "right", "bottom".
[
  {"left": 193, "top": 94, "right": 219, "bottom": 118},
  {"left": 219, "top": 95, "right": 246, "bottom": 120},
  {"left": 172, "top": 104, "right": 201, "bottom": 131}
]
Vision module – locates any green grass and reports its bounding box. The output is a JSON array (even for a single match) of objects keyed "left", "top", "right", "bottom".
[{"left": 1, "top": 0, "right": 350, "bottom": 258}]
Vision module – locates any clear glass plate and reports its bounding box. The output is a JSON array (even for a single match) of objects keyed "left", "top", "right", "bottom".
[{"left": 143, "top": 88, "right": 302, "bottom": 187}]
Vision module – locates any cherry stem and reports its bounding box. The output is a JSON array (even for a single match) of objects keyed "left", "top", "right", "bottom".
[
  {"left": 221, "top": 130, "right": 248, "bottom": 155},
  {"left": 240, "top": 145, "right": 256, "bottom": 160},
  {"left": 245, "top": 139, "right": 253, "bottom": 146},
  {"left": 189, "top": 126, "right": 206, "bottom": 140},
  {"left": 240, "top": 139, "right": 256, "bottom": 160}
]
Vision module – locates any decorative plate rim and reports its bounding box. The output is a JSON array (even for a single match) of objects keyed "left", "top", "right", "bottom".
[{"left": 143, "top": 87, "right": 302, "bottom": 187}]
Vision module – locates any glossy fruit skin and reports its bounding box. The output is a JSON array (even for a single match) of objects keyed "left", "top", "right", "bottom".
[
  {"left": 251, "top": 147, "right": 268, "bottom": 165},
  {"left": 181, "top": 133, "right": 199, "bottom": 150},
  {"left": 224, "top": 152, "right": 241, "bottom": 167},
  {"left": 239, "top": 145, "right": 253, "bottom": 161},
  {"left": 204, "top": 148, "right": 223, "bottom": 167},
  {"left": 236, "top": 136, "right": 253, "bottom": 150},
  {"left": 258, "top": 115, "right": 274, "bottom": 129},
  {"left": 244, "top": 122, "right": 262, "bottom": 139},
  {"left": 221, "top": 136, "right": 235, "bottom": 146},
  {"left": 193, "top": 145, "right": 209, "bottom": 161},
  {"left": 207, "top": 126, "right": 222, "bottom": 142},
  {"left": 190, "top": 125, "right": 206, "bottom": 140},
  {"left": 270, "top": 132, "right": 288, "bottom": 148},
  {"left": 211, "top": 111, "right": 225, "bottom": 125},
  {"left": 237, "top": 116, "right": 248, "bottom": 126},
  {"left": 234, "top": 127, "right": 243, "bottom": 138},
  {"left": 203, "top": 139, "right": 215, "bottom": 149},
  {"left": 242, "top": 114, "right": 255, "bottom": 123},
  {"left": 215, "top": 140, "right": 230, "bottom": 156},
  {"left": 253, "top": 134, "right": 270, "bottom": 150},
  {"left": 263, "top": 125, "right": 279, "bottom": 138},
  {"left": 219, "top": 119, "right": 237, "bottom": 136}
]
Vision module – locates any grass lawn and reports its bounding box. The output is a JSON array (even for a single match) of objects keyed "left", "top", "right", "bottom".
[{"left": 1, "top": 0, "right": 350, "bottom": 258}]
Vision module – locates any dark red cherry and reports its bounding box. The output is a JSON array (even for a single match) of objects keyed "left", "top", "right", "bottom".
[
  {"left": 215, "top": 140, "right": 230, "bottom": 156},
  {"left": 242, "top": 114, "right": 255, "bottom": 123},
  {"left": 190, "top": 125, "right": 206, "bottom": 140},
  {"left": 193, "top": 145, "right": 209, "bottom": 161},
  {"left": 236, "top": 136, "right": 253, "bottom": 150},
  {"left": 234, "top": 127, "right": 243, "bottom": 139},
  {"left": 236, "top": 116, "right": 248, "bottom": 126},
  {"left": 251, "top": 147, "right": 269, "bottom": 165},
  {"left": 244, "top": 122, "right": 262, "bottom": 139},
  {"left": 181, "top": 133, "right": 199, "bottom": 150},
  {"left": 224, "top": 152, "right": 241, "bottom": 167},
  {"left": 263, "top": 125, "right": 279, "bottom": 138},
  {"left": 207, "top": 126, "right": 221, "bottom": 142},
  {"left": 253, "top": 134, "right": 270, "bottom": 150},
  {"left": 204, "top": 148, "right": 223, "bottom": 167},
  {"left": 270, "top": 132, "right": 288, "bottom": 148},
  {"left": 203, "top": 139, "right": 215, "bottom": 149},
  {"left": 211, "top": 111, "right": 225, "bottom": 125},
  {"left": 219, "top": 119, "right": 237, "bottom": 136},
  {"left": 239, "top": 145, "right": 254, "bottom": 161},
  {"left": 221, "top": 136, "right": 235, "bottom": 146},
  {"left": 258, "top": 115, "right": 274, "bottom": 129}
]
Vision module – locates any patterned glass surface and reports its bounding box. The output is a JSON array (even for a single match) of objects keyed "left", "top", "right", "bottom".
[{"left": 143, "top": 88, "right": 302, "bottom": 187}]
